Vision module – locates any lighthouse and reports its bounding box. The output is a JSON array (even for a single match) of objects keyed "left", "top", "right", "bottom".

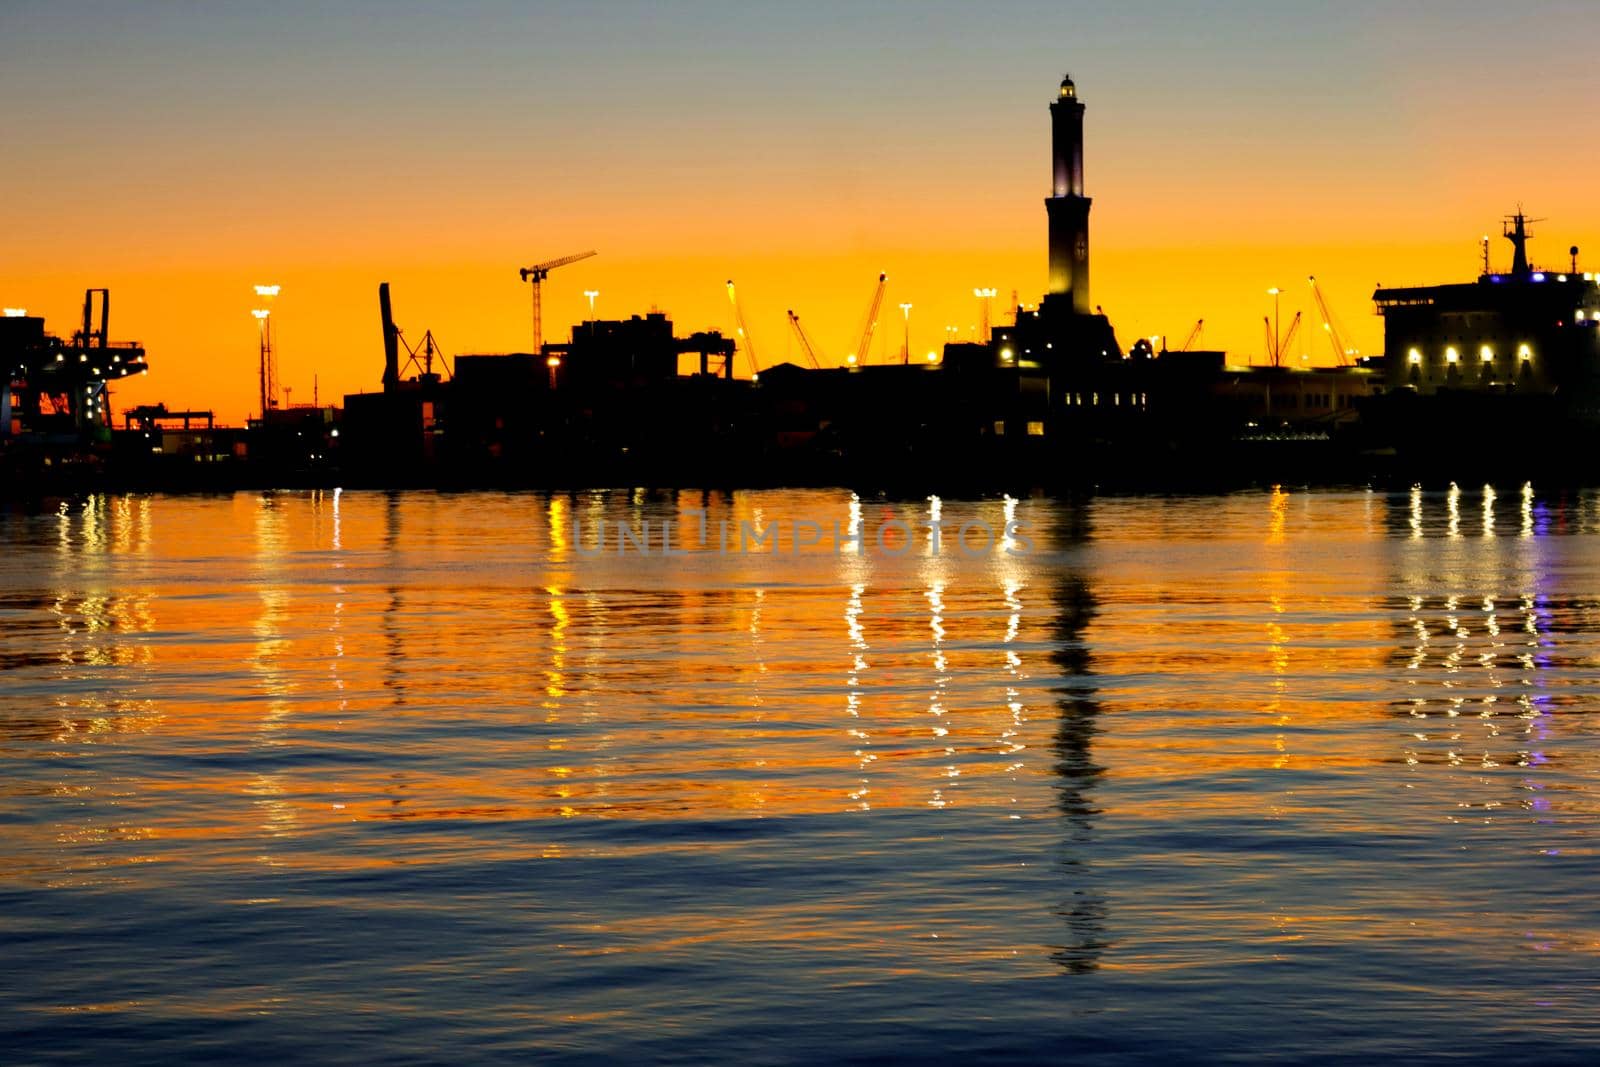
[{"left": 1046, "top": 74, "right": 1093, "bottom": 314}]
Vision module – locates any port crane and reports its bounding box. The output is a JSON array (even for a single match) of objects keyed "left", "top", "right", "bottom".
[
  {"left": 851, "top": 273, "right": 888, "bottom": 365},
  {"left": 785, "top": 310, "right": 823, "bottom": 369},
  {"left": 1179, "top": 319, "right": 1204, "bottom": 351},
  {"left": 397, "top": 327, "right": 452, "bottom": 380},
  {"left": 725, "top": 280, "right": 761, "bottom": 376},
  {"left": 518, "top": 250, "right": 596, "bottom": 353},
  {"left": 1307, "top": 276, "right": 1355, "bottom": 366},
  {"left": 1264, "top": 311, "right": 1301, "bottom": 368}
]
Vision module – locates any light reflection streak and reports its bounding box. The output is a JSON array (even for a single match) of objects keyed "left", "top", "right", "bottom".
[
  {"left": 1267, "top": 485, "right": 1288, "bottom": 544},
  {"left": 545, "top": 585, "right": 569, "bottom": 705},
  {"left": 845, "top": 580, "right": 871, "bottom": 810},
  {"left": 250, "top": 493, "right": 297, "bottom": 844},
  {"left": 926, "top": 573, "right": 951, "bottom": 809}
]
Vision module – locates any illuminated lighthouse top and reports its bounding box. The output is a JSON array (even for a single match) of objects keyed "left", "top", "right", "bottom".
[{"left": 1050, "top": 73, "right": 1085, "bottom": 200}]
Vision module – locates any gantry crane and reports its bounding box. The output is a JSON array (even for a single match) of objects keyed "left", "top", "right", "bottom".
[
  {"left": 726, "top": 279, "right": 760, "bottom": 376},
  {"left": 518, "top": 250, "right": 596, "bottom": 352},
  {"left": 851, "top": 272, "right": 888, "bottom": 365},
  {"left": 785, "top": 310, "right": 823, "bottom": 369},
  {"left": 1307, "top": 276, "right": 1354, "bottom": 366}
]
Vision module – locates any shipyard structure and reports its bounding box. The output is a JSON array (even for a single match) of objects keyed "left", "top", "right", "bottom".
[{"left": 7, "top": 74, "right": 1599, "bottom": 488}]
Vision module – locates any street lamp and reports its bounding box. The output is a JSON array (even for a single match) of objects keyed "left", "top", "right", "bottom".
[
  {"left": 252, "top": 283, "right": 280, "bottom": 417},
  {"left": 1267, "top": 286, "right": 1282, "bottom": 367},
  {"left": 583, "top": 290, "right": 599, "bottom": 318},
  {"left": 974, "top": 288, "right": 997, "bottom": 340},
  {"left": 899, "top": 302, "right": 913, "bottom": 364}
]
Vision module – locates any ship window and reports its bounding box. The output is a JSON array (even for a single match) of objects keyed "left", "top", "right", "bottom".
[
  {"left": 1027, "top": 421, "right": 1045, "bottom": 436},
  {"left": 993, "top": 420, "right": 1006, "bottom": 435}
]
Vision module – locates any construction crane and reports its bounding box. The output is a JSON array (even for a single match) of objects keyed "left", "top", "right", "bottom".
[
  {"left": 518, "top": 250, "right": 596, "bottom": 353},
  {"left": 851, "top": 272, "right": 888, "bottom": 365},
  {"left": 1307, "top": 276, "right": 1355, "bottom": 366},
  {"left": 725, "top": 280, "right": 761, "bottom": 376},
  {"left": 1264, "top": 311, "right": 1302, "bottom": 368},
  {"left": 1179, "top": 318, "right": 1204, "bottom": 351},
  {"left": 785, "top": 310, "right": 823, "bottom": 369}
]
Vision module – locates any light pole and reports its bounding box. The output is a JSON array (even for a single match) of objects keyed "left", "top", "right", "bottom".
[
  {"left": 251, "top": 306, "right": 272, "bottom": 419},
  {"left": 899, "top": 303, "right": 913, "bottom": 364},
  {"left": 1267, "top": 286, "right": 1282, "bottom": 367},
  {"left": 584, "top": 289, "right": 599, "bottom": 319},
  {"left": 974, "top": 288, "right": 997, "bottom": 341},
  {"left": 253, "top": 284, "right": 281, "bottom": 418}
]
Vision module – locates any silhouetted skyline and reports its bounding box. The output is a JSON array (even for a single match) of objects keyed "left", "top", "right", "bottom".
[{"left": 3, "top": 0, "right": 1598, "bottom": 418}]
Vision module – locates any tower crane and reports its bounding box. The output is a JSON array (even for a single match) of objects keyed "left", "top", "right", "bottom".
[
  {"left": 726, "top": 280, "right": 761, "bottom": 376},
  {"left": 1180, "top": 318, "right": 1204, "bottom": 352},
  {"left": 518, "top": 250, "right": 596, "bottom": 353},
  {"left": 785, "top": 310, "right": 824, "bottom": 369},
  {"left": 850, "top": 272, "right": 888, "bottom": 365},
  {"left": 1307, "top": 276, "right": 1355, "bottom": 366}
]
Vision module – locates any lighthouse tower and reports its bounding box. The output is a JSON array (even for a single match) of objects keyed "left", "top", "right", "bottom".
[{"left": 1045, "top": 74, "right": 1092, "bottom": 315}]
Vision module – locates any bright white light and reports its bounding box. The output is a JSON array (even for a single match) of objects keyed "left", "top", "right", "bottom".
[
  {"left": 1446, "top": 346, "right": 1459, "bottom": 363},
  {"left": 1518, "top": 343, "right": 1533, "bottom": 360},
  {"left": 1000, "top": 347, "right": 1014, "bottom": 361},
  {"left": 2, "top": 308, "right": 25, "bottom": 317},
  {"left": 252, "top": 309, "right": 270, "bottom": 319},
  {"left": 1533, "top": 273, "right": 1546, "bottom": 282},
  {"left": 1480, "top": 345, "right": 1493, "bottom": 361},
  {"left": 254, "top": 285, "right": 281, "bottom": 297},
  {"left": 1407, "top": 347, "right": 1422, "bottom": 364}
]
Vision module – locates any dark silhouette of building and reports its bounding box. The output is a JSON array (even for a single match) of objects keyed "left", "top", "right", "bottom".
[
  {"left": 1, "top": 290, "right": 147, "bottom": 441},
  {"left": 1374, "top": 212, "right": 1600, "bottom": 399}
]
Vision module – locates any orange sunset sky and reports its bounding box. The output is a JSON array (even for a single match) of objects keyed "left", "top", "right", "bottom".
[{"left": 3, "top": 1, "right": 1598, "bottom": 422}]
